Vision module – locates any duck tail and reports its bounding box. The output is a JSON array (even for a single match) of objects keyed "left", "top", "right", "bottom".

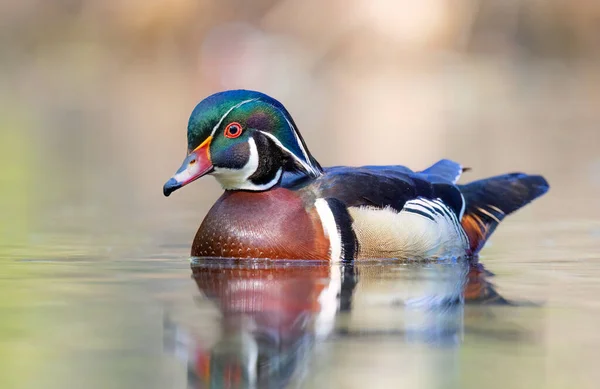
[{"left": 459, "top": 173, "right": 549, "bottom": 255}]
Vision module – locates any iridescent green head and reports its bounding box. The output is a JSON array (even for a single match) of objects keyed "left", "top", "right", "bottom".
[{"left": 163, "top": 90, "right": 322, "bottom": 195}]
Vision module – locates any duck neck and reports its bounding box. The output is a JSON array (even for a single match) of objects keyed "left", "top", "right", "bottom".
[{"left": 213, "top": 136, "right": 285, "bottom": 191}]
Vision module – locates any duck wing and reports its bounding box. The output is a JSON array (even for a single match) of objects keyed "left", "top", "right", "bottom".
[{"left": 311, "top": 163, "right": 465, "bottom": 218}]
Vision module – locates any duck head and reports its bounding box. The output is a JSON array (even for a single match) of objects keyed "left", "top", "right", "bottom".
[{"left": 163, "top": 90, "right": 322, "bottom": 196}]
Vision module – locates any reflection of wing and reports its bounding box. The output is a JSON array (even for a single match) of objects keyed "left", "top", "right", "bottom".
[{"left": 330, "top": 261, "right": 516, "bottom": 346}]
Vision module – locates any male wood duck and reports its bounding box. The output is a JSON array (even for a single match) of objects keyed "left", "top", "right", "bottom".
[{"left": 163, "top": 90, "right": 549, "bottom": 261}]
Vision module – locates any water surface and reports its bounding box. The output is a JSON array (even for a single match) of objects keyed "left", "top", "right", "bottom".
[
  {"left": 2, "top": 36, "right": 600, "bottom": 388},
  {"left": 2, "top": 216, "right": 600, "bottom": 389}
]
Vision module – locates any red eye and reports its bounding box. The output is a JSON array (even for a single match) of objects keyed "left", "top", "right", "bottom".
[{"left": 224, "top": 122, "right": 243, "bottom": 139}]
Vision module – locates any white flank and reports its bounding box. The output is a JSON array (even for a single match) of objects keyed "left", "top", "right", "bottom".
[
  {"left": 350, "top": 197, "right": 469, "bottom": 260},
  {"left": 210, "top": 98, "right": 258, "bottom": 137},
  {"left": 314, "top": 198, "right": 342, "bottom": 261},
  {"left": 213, "top": 137, "right": 282, "bottom": 191},
  {"left": 259, "top": 131, "right": 321, "bottom": 178},
  {"left": 429, "top": 198, "right": 469, "bottom": 247}
]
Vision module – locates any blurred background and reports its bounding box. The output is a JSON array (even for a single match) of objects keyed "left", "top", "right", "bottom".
[{"left": 1, "top": 0, "right": 600, "bottom": 388}]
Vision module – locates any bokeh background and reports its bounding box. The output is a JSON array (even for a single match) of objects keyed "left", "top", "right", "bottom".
[{"left": 1, "top": 1, "right": 600, "bottom": 388}]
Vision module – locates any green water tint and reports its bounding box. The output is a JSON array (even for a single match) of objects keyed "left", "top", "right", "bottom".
[
  {"left": 0, "top": 115, "right": 43, "bottom": 389},
  {"left": 0, "top": 114, "right": 114, "bottom": 388}
]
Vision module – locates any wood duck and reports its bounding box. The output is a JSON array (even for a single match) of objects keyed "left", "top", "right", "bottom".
[{"left": 163, "top": 90, "right": 549, "bottom": 261}]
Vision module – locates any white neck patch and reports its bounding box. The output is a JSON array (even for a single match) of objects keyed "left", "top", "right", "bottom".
[{"left": 212, "top": 137, "right": 282, "bottom": 191}]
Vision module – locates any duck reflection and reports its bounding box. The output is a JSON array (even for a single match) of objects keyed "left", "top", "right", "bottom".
[
  {"left": 165, "top": 260, "right": 508, "bottom": 388},
  {"left": 185, "top": 260, "right": 355, "bottom": 389}
]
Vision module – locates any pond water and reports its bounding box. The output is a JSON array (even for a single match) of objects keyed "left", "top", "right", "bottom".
[
  {"left": 2, "top": 213, "right": 600, "bottom": 389},
  {"left": 2, "top": 59, "right": 600, "bottom": 389}
]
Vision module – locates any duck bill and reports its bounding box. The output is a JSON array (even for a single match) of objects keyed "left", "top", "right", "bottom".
[{"left": 163, "top": 137, "right": 213, "bottom": 197}]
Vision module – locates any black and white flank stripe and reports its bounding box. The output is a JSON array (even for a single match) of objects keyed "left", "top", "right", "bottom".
[{"left": 403, "top": 197, "right": 469, "bottom": 248}]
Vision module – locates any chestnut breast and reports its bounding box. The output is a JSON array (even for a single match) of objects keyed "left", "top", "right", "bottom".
[{"left": 191, "top": 188, "right": 330, "bottom": 259}]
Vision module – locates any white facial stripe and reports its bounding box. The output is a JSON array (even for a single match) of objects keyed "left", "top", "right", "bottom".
[
  {"left": 284, "top": 117, "right": 316, "bottom": 172},
  {"left": 210, "top": 98, "right": 258, "bottom": 137},
  {"left": 211, "top": 99, "right": 320, "bottom": 177},
  {"left": 315, "top": 198, "right": 342, "bottom": 261},
  {"left": 259, "top": 131, "right": 321, "bottom": 177},
  {"left": 212, "top": 137, "right": 282, "bottom": 191}
]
